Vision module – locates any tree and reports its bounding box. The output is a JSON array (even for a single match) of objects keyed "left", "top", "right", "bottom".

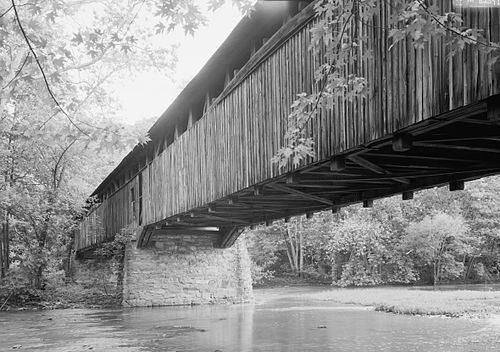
[
  {"left": 461, "top": 176, "right": 500, "bottom": 281},
  {"left": 0, "top": 0, "right": 252, "bottom": 290},
  {"left": 246, "top": 212, "right": 336, "bottom": 279},
  {"left": 244, "top": 178, "right": 500, "bottom": 287},
  {"left": 403, "top": 212, "right": 473, "bottom": 286},
  {"left": 324, "top": 207, "right": 417, "bottom": 286},
  {"left": 248, "top": 219, "right": 307, "bottom": 276}
]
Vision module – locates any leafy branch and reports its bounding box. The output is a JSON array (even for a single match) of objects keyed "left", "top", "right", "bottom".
[
  {"left": 2, "top": 52, "right": 30, "bottom": 89},
  {"left": 273, "top": 0, "right": 500, "bottom": 170},
  {"left": 9, "top": 0, "right": 144, "bottom": 143},
  {"left": 273, "top": 1, "right": 362, "bottom": 168},
  {"left": 11, "top": 0, "right": 90, "bottom": 137},
  {"left": 415, "top": 0, "right": 498, "bottom": 49}
]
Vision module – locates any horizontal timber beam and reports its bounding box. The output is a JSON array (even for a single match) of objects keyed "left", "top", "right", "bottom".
[{"left": 268, "top": 183, "right": 333, "bottom": 206}]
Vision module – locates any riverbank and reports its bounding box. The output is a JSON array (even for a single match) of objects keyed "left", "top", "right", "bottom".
[
  {"left": 0, "top": 283, "right": 120, "bottom": 311},
  {"left": 4, "top": 280, "right": 500, "bottom": 319},
  {"left": 4, "top": 287, "right": 500, "bottom": 351},
  {"left": 292, "top": 286, "right": 500, "bottom": 318}
]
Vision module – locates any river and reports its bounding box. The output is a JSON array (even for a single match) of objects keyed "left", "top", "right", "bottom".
[{"left": 1, "top": 287, "right": 499, "bottom": 351}]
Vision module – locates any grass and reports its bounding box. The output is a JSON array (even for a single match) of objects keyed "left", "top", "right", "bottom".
[{"left": 297, "top": 286, "right": 500, "bottom": 318}]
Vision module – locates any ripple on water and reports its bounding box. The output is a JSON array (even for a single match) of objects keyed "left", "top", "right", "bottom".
[{"left": 1, "top": 288, "right": 499, "bottom": 352}]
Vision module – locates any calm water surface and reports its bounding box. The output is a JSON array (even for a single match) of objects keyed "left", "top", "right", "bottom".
[{"left": 1, "top": 287, "right": 500, "bottom": 352}]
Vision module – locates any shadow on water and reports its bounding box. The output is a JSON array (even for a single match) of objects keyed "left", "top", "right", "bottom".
[{"left": 1, "top": 286, "right": 500, "bottom": 351}]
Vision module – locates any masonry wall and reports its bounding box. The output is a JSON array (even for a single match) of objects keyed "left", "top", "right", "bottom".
[
  {"left": 122, "top": 233, "right": 253, "bottom": 307},
  {"left": 71, "top": 255, "right": 123, "bottom": 305}
]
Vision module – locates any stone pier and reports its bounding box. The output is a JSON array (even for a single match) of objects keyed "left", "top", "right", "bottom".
[{"left": 121, "top": 233, "right": 253, "bottom": 307}]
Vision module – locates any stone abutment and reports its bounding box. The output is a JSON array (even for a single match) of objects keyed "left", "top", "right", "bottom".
[{"left": 121, "top": 232, "right": 253, "bottom": 307}]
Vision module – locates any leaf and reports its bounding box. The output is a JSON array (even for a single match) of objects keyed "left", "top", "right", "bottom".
[
  {"left": 50, "top": 72, "right": 62, "bottom": 83},
  {"left": 71, "top": 33, "right": 84, "bottom": 45},
  {"left": 155, "top": 22, "right": 166, "bottom": 34},
  {"left": 30, "top": 4, "right": 42, "bottom": 15},
  {"left": 46, "top": 11, "right": 57, "bottom": 23},
  {"left": 52, "top": 57, "right": 65, "bottom": 68},
  {"left": 120, "top": 44, "right": 131, "bottom": 54}
]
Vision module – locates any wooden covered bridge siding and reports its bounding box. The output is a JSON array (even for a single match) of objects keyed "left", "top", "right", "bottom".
[
  {"left": 77, "top": 1, "right": 500, "bottom": 251},
  {"left": 76, "top": 179, "right": 136, "bottom": 250}
]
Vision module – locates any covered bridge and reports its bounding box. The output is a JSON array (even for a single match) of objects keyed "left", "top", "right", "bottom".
[{"left": 75, "top": 0, "right": 500, "bottom": 306}]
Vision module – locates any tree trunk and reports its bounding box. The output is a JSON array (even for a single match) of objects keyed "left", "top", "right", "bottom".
[
  {"left": 0, "top": 215, "right": 9, "bottom": 279},
  {"left": 464, "top": 256, "right": 475, "bottom": 282},
  {"left": 433, "top": 237, "right": 446, "bottom": 289},
  {"left": 433, "top": 262, "right": 438, "bottom": 289},
  {"left": 34, "top": 266, "right": 43, "bottom": 290},
  {"left": 286, "top": 227, "right": 300, "bottom": 275},
  {"left": 34, "top": 213, "right": 51, "bottom": 290},
  {"left": 299, "top": 230, "right": 303, "bottom": 277},
  {"left": 1, "top": 134, "right": 16, "bottom": 280},
  {"left": 283, "top": 229, "right": 297, "bottom": 274}
]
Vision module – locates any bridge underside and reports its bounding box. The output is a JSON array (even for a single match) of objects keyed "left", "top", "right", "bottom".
[{"left": 140, "top": 96, "right": 500, "bottom": 248}]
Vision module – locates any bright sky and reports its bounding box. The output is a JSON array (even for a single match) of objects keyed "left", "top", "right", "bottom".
[{"left": 114, "top": 4, "right": 243, "bottom": 124}]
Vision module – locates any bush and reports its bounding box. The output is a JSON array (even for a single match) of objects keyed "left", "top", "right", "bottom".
[
  {"left": 250, "top": 259, "right": 274, "bottom": 286},
  {"left": 0, "top": 269, "right": 42, "bottom": 309}
]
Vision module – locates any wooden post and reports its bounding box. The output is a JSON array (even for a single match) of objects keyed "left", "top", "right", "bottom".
[
  {"left": 392, "top": 134, "right": 413, "bottom": 152},
  {"left": 224, "top": 72, "right": 231, "bottom": 88},
  {"left": 187, "top": 109, "right": 194, "bottom": 129},
  {"left": 174, "top": 125, "right": 179, "bottom": 141},
  {"left": 449, "top": 180, "right": 465, "bottom": 191},
  {"left": 228, "top": 196, "right": 238, "bottom": 205},
  {"left": 208, "top": 204, "right": 217, "bottom": 213},
  {"left": 155, "top": 140, "right": 164, "bottom": 156},
  {"left": 487, "top": 96, "right": 500, "bottom": 121},
  {"left": 331, "top": 206, "right": 340, "bottom": 214},
  {"left": 253, "top": 185, "right": 264, "bottom": 196},
  {"left": 203, "top": 93, "right": 211, "bottom": 115},
  {"left": 284, "top": 216, "right": 291, "bottom": 223},
  {"left": 402, "top": 191, "right": 414, "bottom": 200},
  {"left": 363, "top": 200, "right": 373, "bottom": 208},
  {"left": 330, "top": 156, "right": 346, "bottom": 171},
  {"left": 306, "top": 212, "right": 313, "bottom": 219},
  {"left": 286, "top": 174, "right": 299, "bottom": 184}
]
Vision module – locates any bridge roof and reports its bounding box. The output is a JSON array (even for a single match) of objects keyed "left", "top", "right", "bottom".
[{"left": 91, "top": 1, "right": 298, "bottom": 198}]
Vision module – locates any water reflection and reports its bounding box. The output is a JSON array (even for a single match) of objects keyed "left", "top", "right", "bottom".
[{"left": 1, "top": 287, "right": 499, "bottom": 351}]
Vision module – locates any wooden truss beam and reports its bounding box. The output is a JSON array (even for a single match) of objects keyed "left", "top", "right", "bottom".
[
  {"left": 348, "top": 155, "right": 410, "bottom": 184},
  {"left": 217, "top": 226, "right": 243, "bottom": 248},
  {"left": 268, "top": 183, "right": 333, "bottom": 205}
]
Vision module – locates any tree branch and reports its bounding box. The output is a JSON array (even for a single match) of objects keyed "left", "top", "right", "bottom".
[
  {"left": 11, "top": 0, "right": 90, "bottom": 137},
  {"left": 53, "top": 139, "right": 77, "bottom": 190},
  {"left": 2, "top": 52, "right": 30, "bottom": 89},
  {"left": 416, "top": 0, "right": 498, "bottom": 49},
  {"left": 0, "top": 5, "right": 12, "bottom": 18}
]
